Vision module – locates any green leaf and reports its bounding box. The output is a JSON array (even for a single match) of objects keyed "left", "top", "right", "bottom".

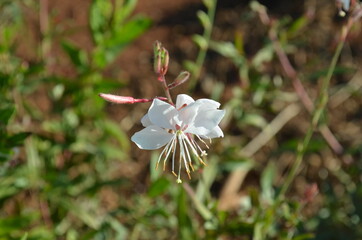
[
  {"left": 253, "top": 222, "right": 264, "bottom": 240},
  {"left": 192, "top": 34, "right": 208, "bottom": 50},
  {"left": 242, "top": 113, "right": 267, "bottom": 129},
  {"left": 252, "top": 44, "right": 274, "bottom": 69},
  {"left": 0, "top": 216, "right": 31, "bottom": 235},
  {"left": 109, "top": 16, "right": 152, "bottom": 50},
  {"left": 183, "top": 60, "right": 197, "bottom": 74},
  {"left": 292, "top": 233, "right": 315, "bottom": 240},
  {"left": 197, "top": 10, "right": 211, "bottom": 30},
  {"left": 101, "top": 120, "right": 130, "bottom": 152},
  {"left": 0, "top": 72, "right": 10, "bottom": 90},
  {"left": 261, "top": 162, "right": 276, "bottom": 202},
  {"left": 287, "top": 16, "right": 308, "bottom": 38},
  {"left": 6, "top": 132, "right": 31, "bottom": 147},
  {"left": 61, "top": 41, "right": 88, "bottom": 71},
  {"left": 202, "top": 0, "right": 214, "bottom": 9},
  {"left": 20, "top": 232, "right": 28, "bottom": 240},
  {"left": 177, "top": 187, "right": 195, "bottom": 240},
  {"left": 114, "top": 0, "right": 137, "bottom": 24},
  {"left": 0, "top": 105, "right": 15, "bottom": 125},
  {"left": 93, "top": 16, "right": 151, "bottom": 68},
  {"left": 147, "top": 177, "right": 170, "bottom": 197},
  {"left": 210, "top": 41, "right": 240, "bottom": 59},
  {"left": 89, "top": 0, "right": 113, "bottom": 44}
]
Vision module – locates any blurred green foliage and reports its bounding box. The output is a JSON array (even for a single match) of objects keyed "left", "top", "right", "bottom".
[
  {"left": 0, "top": 0, "right": 149, "bottom": 239},
  {"left": 0, "top": 0, "right": 361, "bottom": 239}
]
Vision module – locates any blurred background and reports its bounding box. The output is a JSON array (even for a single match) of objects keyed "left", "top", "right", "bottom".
[{"left": 1, "top": 0, "right": 362, "bottom": 239}]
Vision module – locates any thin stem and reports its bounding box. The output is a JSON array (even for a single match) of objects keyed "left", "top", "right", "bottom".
[
  {"left": 188, "top": 0, "right": 217, "bottom": 90},
  {"left": 159, "top": 74, "right": 174, "bottom": 105},
  {"left": 278, "top": 35, "right": 345, "bottom": 199},
  {"left": 268, "top": 19, "right": 343, "bottom": 155},
  {"left": 39, "top": 0, "right": 50, "bottom": 61}
]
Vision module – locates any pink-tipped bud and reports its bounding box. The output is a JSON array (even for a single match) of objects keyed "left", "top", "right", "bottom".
[
  {"left": 153, "top": 41, "right": 169, "bottom": 77},
  {"left": 168, "top": 71, "right": 190, "bottom": 89},
  {"left": 99, "top": 94, "right": 138, "bottom": 104},
  {"left": 99, "top": 93, "right": 167, "bottom": 104}
]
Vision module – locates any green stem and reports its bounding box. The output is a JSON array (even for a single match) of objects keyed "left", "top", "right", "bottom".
[
  {"left": 188, "top": 0, "right": 217, "bottom": 90},
  {"left": 278, "top": 32, "right": 345, "bottom": 199}
]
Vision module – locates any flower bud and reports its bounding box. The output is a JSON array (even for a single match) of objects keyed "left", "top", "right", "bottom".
[
  {"left": 153, "top": 41, "right": 162, "bottom": 73},
  {"left": 168, "top": 71, "right": 190, "bottom": 89},
  {"left": 99, "top": 94, "right": 137, "bottom": 104},
  {"left": 153, "top": 41, "right": 169, "bottom": 76},
  {"left": 99, "top": 93, "right": 168, "bottom": 104},
  {"left": 160, "top": 48, "right": 169, "bottom": 75}
]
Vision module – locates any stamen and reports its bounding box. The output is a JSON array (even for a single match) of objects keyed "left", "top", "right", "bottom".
[
  {"left": 178, "top": 134, "right": 191, "bottom": 179},
  {"left": 156, "top": 137, "right": 174, "bottom": 170},
  {"left": 178, "top": 149, "right": 182, "bottom": 182},
  {"left": 190, "top": 136, "right": 208, "bottom": 158},
  {"left": 163, "top": 136, "right": 177, "bottom": 171},
  {"left": 189, "top": 162, "right": 195, "bottom": 171},
  {"left": 182, "top": 132, "right": 207, "bottom": 166},
  {"left": 181, "top": 133, "right": 194, "bottom": 172},
  {"left": 195, "top": 134, "right": 209, "bottom": 149},
  {"left": 171, "top": 137, "right": 177, "bottom": 174},
  {"left": 186, "top": 170, "right": 191, "bottom": 179}
]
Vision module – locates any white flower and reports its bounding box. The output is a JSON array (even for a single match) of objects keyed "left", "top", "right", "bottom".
[{"left": 131, "top": 94, "right": 225, "bottom": 183}]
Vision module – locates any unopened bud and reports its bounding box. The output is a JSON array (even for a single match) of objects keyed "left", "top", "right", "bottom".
[
  {"left": 99, "top": 93, "right": 167, "bottom": 104},
  {"left": 154, "top": 41, "right": 162, "bottom": 73},
  {"left": 99, "top": 94, "right": 138, "bottom": 104},
  {"left": 161, "top": 48, "right": 169, "bottom": 75},
  {"left": 168, "top": 71, "right": 190, "bottom": 89},
  {"left": 153, "top": 41, "right": 169, "bottom": 76}
]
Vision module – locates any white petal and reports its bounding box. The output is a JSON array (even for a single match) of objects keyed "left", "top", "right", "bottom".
[
  {"left": 176, "top": 102, "right": 199, "bottom": 127},
  {"left": 141, "top": 114, "right": 152, "bottom": 127},
  {"left": 176, "top": 94, "right": 194, "bottom": 109},
  {"left": 186, "top": 109, "right": 225, "bottom": 135},
  {"left": 148, "top": 99, "right": 177, "bottom": 130},
  {"left": 195, "top": 98, "right": 220, "bottom": 109},
  {"left": 201, "top": 126, "right": 224, "bottom": 138},
  {"left": 131, "top": 125, "right": 173, "bottom": 150}
]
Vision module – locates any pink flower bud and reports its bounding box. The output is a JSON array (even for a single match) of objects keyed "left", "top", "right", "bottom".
[
  {"left": 99, "top": 93, "right": 167, "bottom": 104},
  {"left": 99, "top": 94, "right": 137, "bottom": 104}
]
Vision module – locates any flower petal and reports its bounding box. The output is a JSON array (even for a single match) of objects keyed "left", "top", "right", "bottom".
[
  {"left": 186, "top": 109, "right": 225, "bottom": 135},
  {"left": 148, "top": 99, "right": 177, "bottom": 130},
  {"left": 195, "top": 98, "right": 220, "bottom": 109},
  {"left": 176, "top": 94, "right": 194, "bottom": 109},
  {"left": 176, "top": 102, "right": 199, "bottom": 127},
  {"left": 141, "top": 114, "right": 152, "bottom": 127},
  {"left": 201, "top": 126, "right": 224, "bottom": 138},
  {"left": 131, "top": 125, "right": 173, "bottom": 150}
]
